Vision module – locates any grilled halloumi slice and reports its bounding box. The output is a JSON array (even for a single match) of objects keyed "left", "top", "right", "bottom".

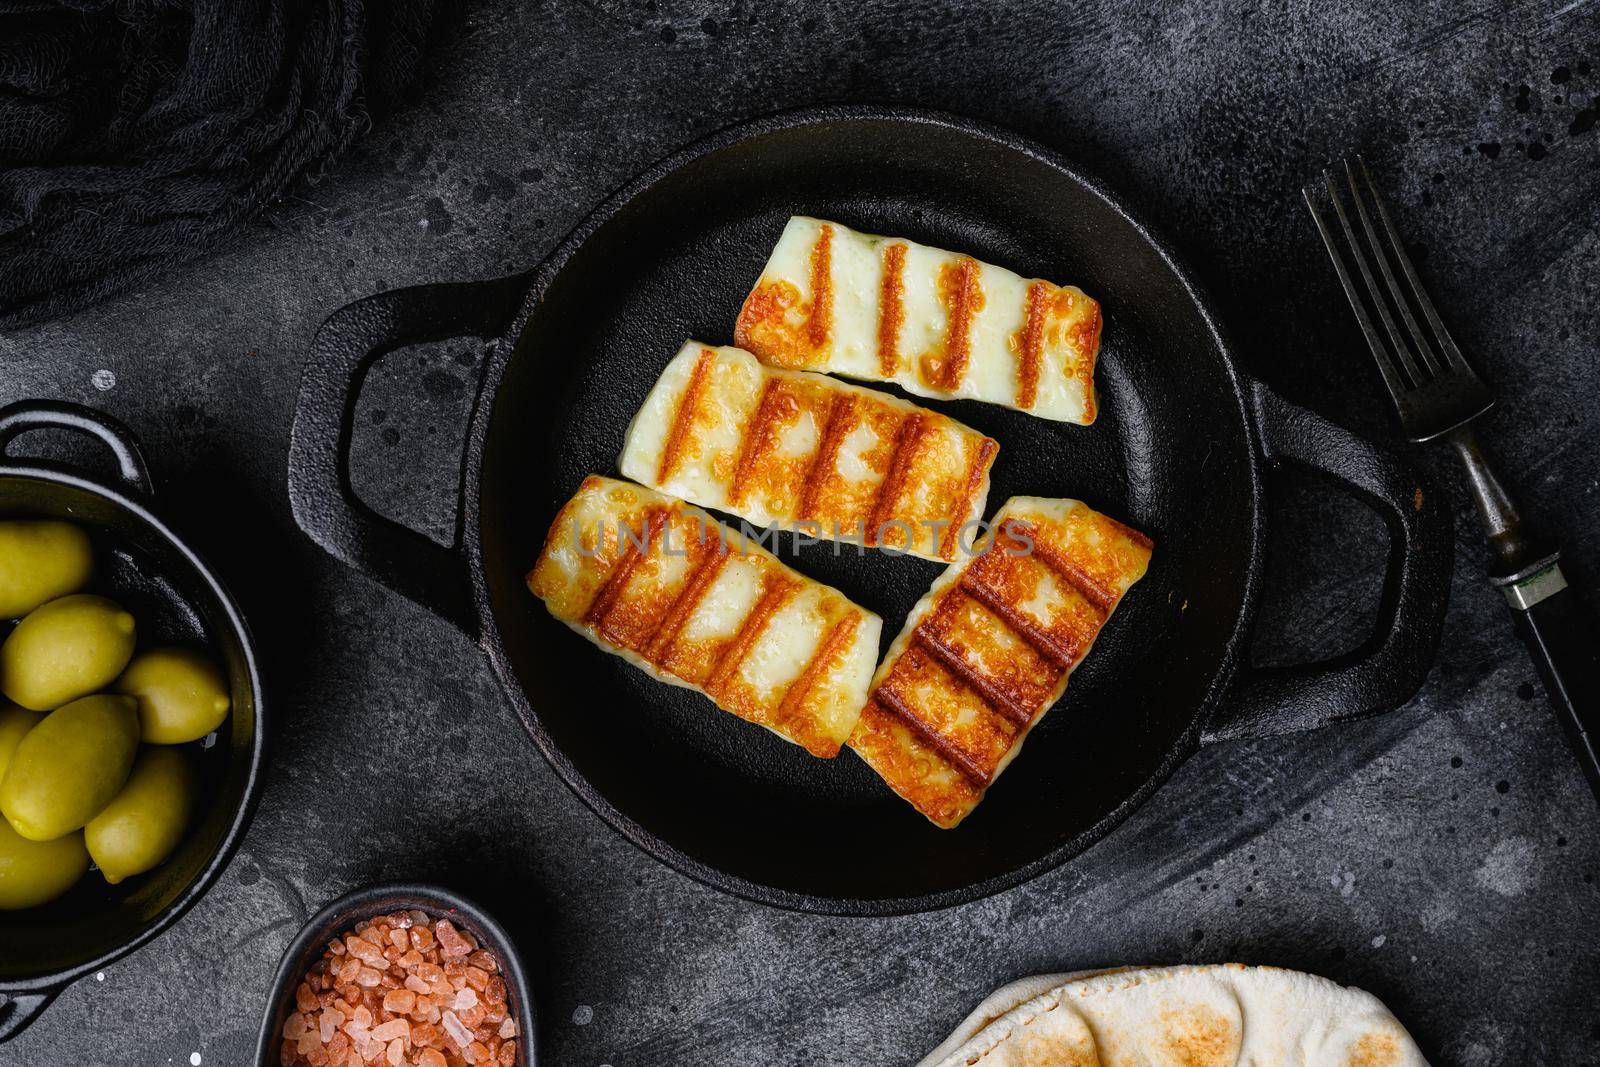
[
  {"left": 619, "top": 341, "right": 999, "bottom": 563},
  {"left": 526, "top": 476, "right": 883, "bottom": 757},
  {"left": 848, "top": 496, "right": 1152, "bottom": 827},
  {"left": 734, "top": 216, "right": 1102, "bottom": 424}
]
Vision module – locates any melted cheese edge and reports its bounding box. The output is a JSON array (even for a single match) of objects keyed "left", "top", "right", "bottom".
[
  {"left": 735, "top": 216, "right": 1101, "bottom": 424},
  {"left": 527, "top": 475, "right": 883, "bottom": 756},
  {"left": 618, "top": 341, "right": 997, "bottom": 562}
]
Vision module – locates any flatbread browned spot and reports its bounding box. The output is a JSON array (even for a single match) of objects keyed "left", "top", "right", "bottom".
[{"left": 1156, "top": 1004, "right": 1240, "bottom": 1067}]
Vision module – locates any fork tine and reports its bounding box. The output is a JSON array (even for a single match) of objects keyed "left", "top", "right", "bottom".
[
  {"left": 1342, "top": 158, "right": 1440, "bottom": 377},
  {"left": 1320, "top": 171, "right": 1428, "bottom": 387},
  {"left": 1302, "top": 181, "right": 1411, "bottom": 409},
  {"left": 1354, "top": 156, "right": 1476, "bottom": 375}
]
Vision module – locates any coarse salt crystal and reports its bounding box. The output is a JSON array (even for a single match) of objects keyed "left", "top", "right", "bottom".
[
  {"left": 498, "top": 1018, "right": 516, "bottom": 1039},
  {"left": 454, "top": 988, "right": 479, "bottom": 1011},
  {"left": 369, "top": 1018, "right": 409, "bottom": 1043},
  {"left": 441, "top": 1010, "right": 472, "bottom": 1049},
  {"left": 405, "top": 975, "right": 430, "bottom": 994},
  {"left": 385, "top": 1038, "right": 404, "bottom": 1067},
  {"left": 381, "top": 989, "right": 415, "bottom": 1015}
]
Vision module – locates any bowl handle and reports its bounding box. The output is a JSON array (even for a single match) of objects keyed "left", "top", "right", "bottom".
[
  {"left": 287, "top": 274, "right": 530, "bottom": 636},
  {"left": 0, "top": 400, "right": 153, "bottom": 497},
  {"left": 1202, "top": 381, "right": 1454, "bottom": 744},
  {"left": 0, "top": 988, "right": 60, "bottom": 1043}
]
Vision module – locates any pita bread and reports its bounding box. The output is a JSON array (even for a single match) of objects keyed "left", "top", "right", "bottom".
[{"left": 917, "top": 964, "right": 1429, "bottom": 1067}]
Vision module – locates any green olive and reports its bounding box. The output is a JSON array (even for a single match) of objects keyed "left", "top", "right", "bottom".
[
  {"left": 0, "top": 704, "right": 42, "bottom": 785},
  {"left": 0, "top": 819, "right": 88, "bottom": 910},
  {"left": 0, "top": 521, "right": 92, "bottom": 619},
  {"left": 0, "top": 694, "right": 139, "bottom": 841},
  {"left": 116, "top": 647, "right": 230, "bottom": 745},
  {"left": 0, "top": 594, "right": 136, "bottom": 710},
  {"left": 85, "top": 747, "right": 194, "bottom": 885}
]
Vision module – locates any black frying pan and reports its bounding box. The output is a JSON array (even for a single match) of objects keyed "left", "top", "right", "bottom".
[{"left": 287, "top": 107, "right": 1452, "bottom": 915}]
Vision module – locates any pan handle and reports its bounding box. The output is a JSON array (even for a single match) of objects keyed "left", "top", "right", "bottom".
[
  {"left": 1202, "top": 381, "right": 1454, "bottom": 744},
  {"left": 0, "top": 400, "right": 153, "bottom": 497},
  {"left": 287, "top": 274, "right": 530, "bottom": 636}
]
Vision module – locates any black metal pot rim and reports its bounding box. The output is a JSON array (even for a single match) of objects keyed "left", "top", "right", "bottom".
[
  {"left": 253, "top": 881, "right": 538, "bottom": 1067},
  {"left": 0, "top": 462, "right": 268, "bottom": 990},
  {"left": 455, "top": 104, "right": 1267, "bottom": 916}
]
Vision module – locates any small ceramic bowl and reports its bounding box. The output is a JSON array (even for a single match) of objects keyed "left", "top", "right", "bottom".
[{"left": 255, "top": 883, "right": 537, "bottom": 1066}]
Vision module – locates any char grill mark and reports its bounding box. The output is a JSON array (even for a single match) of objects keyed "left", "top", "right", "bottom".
[
  {"left": 955, "top": 575, "right": 1078, "bottom": 671},
  {"left": 871, "top": 687, "right": 993, "bottom": 787},
  {"left": 583, "top": 507, "right": 669, "bottom": 630},
  {"left": 877, "top": 241, "right": 907, "bottom": 376},
  {"left": 910, "top": 625, "right": 1037, "bottom": 728},
  {"left": 936, "top": 256, "right": 982, "bottom": 389},
  {"left": 656, "top": 346, "right": 716, "bottom": 484},
  {"left": 1016, "top": 280, "right": 1048, "bottom": 410},
  {"left": 806, "top": 222, "right": 833, "bottom": 350},
  {"left": 865, "top": 412, "right": 929, "bottom": 548},
  {"left": 795, "top": 392, "right": 859, "bottom": 523},
  {"left": 1008, "top": 521, "right": 1117, "bottom": 615},
  {"left": 703, "top": 574, "right": 799, "bottom": 698},
  {"left": 641, "top": 538, "right": 730, "bottom": 663},
  {"left": 775, "top": 613, "right": 861, "bottom": 724}
]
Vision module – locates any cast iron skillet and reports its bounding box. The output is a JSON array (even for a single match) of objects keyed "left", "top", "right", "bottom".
[
  {"left": 255, "top": 882, "right": 537, "bottom": 1066},
  {"left": 287, "top": 106, "right": 1452, "bottom": 915},
  {"left": 0, "top": 401, "right": 266, "bottom": 1039}
]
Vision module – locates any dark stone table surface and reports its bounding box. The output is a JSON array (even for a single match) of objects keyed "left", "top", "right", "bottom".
[{"left": 3, "top": 2, "right": 1598, "bottom": 1064}]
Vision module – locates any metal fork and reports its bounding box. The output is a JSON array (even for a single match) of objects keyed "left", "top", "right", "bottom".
[{"left": 1304, "top": 157, "right": 1599, "bottom": 805}]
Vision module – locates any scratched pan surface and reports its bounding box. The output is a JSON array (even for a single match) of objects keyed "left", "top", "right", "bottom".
[{"left": 470, "top": 108, "right": 1260, "bottom": 912}]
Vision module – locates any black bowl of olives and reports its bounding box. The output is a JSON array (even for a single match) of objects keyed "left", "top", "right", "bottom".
[{"left": 0, "top": 401, "right": 266, "bottom": 1042}]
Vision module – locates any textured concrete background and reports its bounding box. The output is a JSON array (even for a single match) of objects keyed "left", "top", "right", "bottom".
[{"left": 3, "top": 1, "right": 1599, "bottom": 1064}]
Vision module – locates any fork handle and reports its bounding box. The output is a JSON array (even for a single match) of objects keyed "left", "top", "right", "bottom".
[
  {"left": 1498, "top": 559, "right": 1600, "bottom": 806},
  {"left": 1449, "top": 426, "right": 1600, "bottom": 805}
]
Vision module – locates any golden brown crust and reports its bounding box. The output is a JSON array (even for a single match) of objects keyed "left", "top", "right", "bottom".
[
  {"left": 865, "top": 412, "right": 929, "bottom": 550},
  {"left": 703, "top": 573, "right": 800, "bottom": 698},
  {"left": 738, "top": 219, "right": 1101, "bottom": 423},
  {"left": 848, "top": 498, "right": 1153, "bottom": 827},
  {"left": 931, "top": 257, "right": 984, "bottom": 389},
  {"left": 806, "top": 222, "right": 834, "bottom": 351},
  {"left": 527, "top": 478, "right": 879, "bottom": 758},
  {"left": 628, "top": 344, "right": 997, "bottom": 562},
  {"left": 655, "top": 347, "right": 716, "bottom": 484},
  {"left": 1015, "top": 280, "right": 1049, "bottom": 410},
  {"left": 877, "top": 241, "right": 907, "bottom": 377}
]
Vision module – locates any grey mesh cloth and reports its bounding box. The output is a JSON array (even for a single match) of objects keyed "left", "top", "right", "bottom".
[{"left": 0, "top": 0, "right": 437, "bottom": 329}]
